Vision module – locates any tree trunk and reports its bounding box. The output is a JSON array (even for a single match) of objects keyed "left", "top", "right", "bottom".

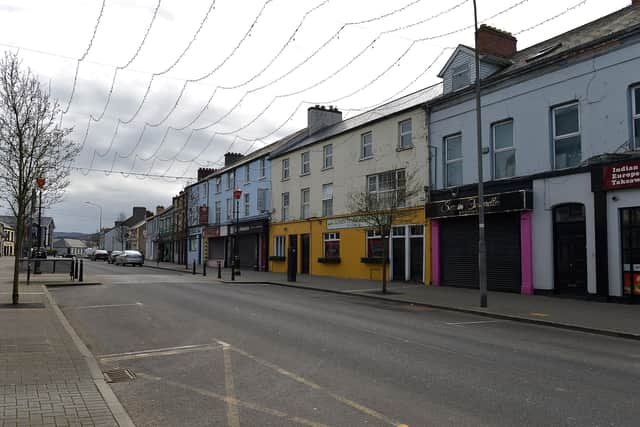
[
  {"left": 12, "top": 213, "right": 23, "bottom": 305},
  {"left": 381, "top": 232, "right": 389, "bottom": 294}
]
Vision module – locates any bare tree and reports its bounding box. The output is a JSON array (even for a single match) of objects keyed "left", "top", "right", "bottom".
[
  {"left": 0, "top": 52, "right": 78, "bottom": 304},
  {"left": 115, "top": 212, "right": 128, "bottom": 251},
  {"left": 347, "top": 168, "right": 422, "bottom": 294}
]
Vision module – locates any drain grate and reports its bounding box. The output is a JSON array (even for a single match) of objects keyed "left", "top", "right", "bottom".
[{"left": 103, "top": 368, "right": 136, "bottom": 383}]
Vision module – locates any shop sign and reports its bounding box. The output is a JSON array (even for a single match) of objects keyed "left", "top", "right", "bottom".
[
  {"left": 205, "top": 226, "right": 222, "bottom": 238},
  {"left": 327, "top": 216, "right": 370, "bottom": 230},
  {"left": 603, "top": 161, "right": 640, "bottom": 190},
  {"left": 425, "top": 190, "right": 532, "bottom": 219},
  {"left": 199, "top": 206, "right": 209, "bottom": 225}
]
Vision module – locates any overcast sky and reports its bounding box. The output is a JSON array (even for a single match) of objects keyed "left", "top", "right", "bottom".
[{"left": 0, "top": 0, "right": 631, "bottom": 233}]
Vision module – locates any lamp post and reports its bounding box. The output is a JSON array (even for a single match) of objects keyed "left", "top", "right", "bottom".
[
  {"left": 232, "top": 188, "right": 242, "bottom": 281},
  {"left": 85, "top": 201, "right": 102, "bottom": 248},
  {"left": 473, "top": 0, "right": 488, "bottom": 308}
]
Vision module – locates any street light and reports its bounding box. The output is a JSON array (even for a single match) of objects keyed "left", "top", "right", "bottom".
[
  {"left": 85, "top": 201, "right": 102, "bottom": 248},
  {"left": 473, "top": 0, "right": 488, "bottom": 308},
  {"left": 232, "top": 188, "right": 243, "bottom": 281}
]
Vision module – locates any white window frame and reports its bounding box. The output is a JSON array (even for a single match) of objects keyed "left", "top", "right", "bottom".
[
  {"left": 322, "top": 183, "right": 333, "bottom": 217},
  {"left": 215, "top": 201, "right": 221, "bottom": 224},
  {"left": 244, "top": 164, "right": 250, "bottom": 184},
  {"left": 215, "top": 177, "right": 221, "bottom": 193},
  {"left": 323, "top": 232, "right": 340, "bottom": 258},
  {"left": 444, "top": 134, "right": 463, "bottom": 188},
  {"left": 300, "top": 188, "right": 310, "bottom": 219},
  {"left": 323, "top": 144, "right": 333, "bottom": 169},
  {"left": 274, "top": 236, "right": 285, "bottom": 257},
  {"left": 257, "top": 188, "right": 267, "bottom": 212},
  {"left": 366, "top": 230, "right": 384, "bottom": 258},
  {"left": 451, "top": 63, "right": 470, "bottom": 91},
  {"left": 243, "top": 193, "right": 250, "bottom": 217},
  {"left": 398, "top": 119, "right": 412, "bottom": 149},
  {"left": 633, "top": 85, "right": 640, "bottom": 149},
  {"left": 259, "top": 158, "right": 266, "bottom": 178},
  {"left": 552, "top": 102, "right": 581, "bottom": 170},
  {"left": 282, "top": 158, "right": 290, "bottom": 180},
  {"left": 492, "top": 120, "right": 515, "bottom": 180},
  {"left": 281, "top": 192, "right": 290, "bottom": 221},
  {"left": 301, "top": 152, "right": 310, "bottom": 175},
  {"left": 361, "top": 132, "right": 373, "bottom": 160},
  {"left": 367, "top": 169, "right": 406, "bottom": 208},
  {"left": 226, "top": 198, "right": 233, "bottom": 220}
]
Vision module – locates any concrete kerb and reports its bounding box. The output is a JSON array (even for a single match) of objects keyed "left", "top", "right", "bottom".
[
  {"left": 43, "top": 286, "right": 136, "bottom": 427},
  {"left": 142, "top": 264, "right": 193, "bottom": 274},
  {"left": 219, "top": 279, "right": 640, "bottom": 342}
]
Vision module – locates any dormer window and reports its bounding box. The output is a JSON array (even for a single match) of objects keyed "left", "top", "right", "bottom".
[{"left": 452, "top": 63, "right": 470, "bottom": 91}]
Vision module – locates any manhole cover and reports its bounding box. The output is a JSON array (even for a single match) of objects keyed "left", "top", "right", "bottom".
[{"left": 103, "top": 368, "right": 136, "bottom": 383}]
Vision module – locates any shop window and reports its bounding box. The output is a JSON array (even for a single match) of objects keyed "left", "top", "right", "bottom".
[
  {"left": 621, "top": 207, "right": 640, "bottom": 296},
  {"left": 323, "top": 232, "right": 340, "bottom": 257},
  {"left": 445, "top": 134, "right": 462, "bottom": 187},
  {"left": 492, "top": 120, "right": 515, "bottom": 179},
  {"left": 552, "top": 103, "right": 581, "bottom": 169},
  {"left": 392, "top": 226, "right": 406, "bottom": 236},
  {"left": 398, "top": 119, "right": 412, "bottom": 149},
  {"left": 366, "top": 230, "right": 384, "bottom": 258},
  {"left": 633, "top": 86, "right": 640, "bottom": 150},
  {"left": 361, "top": 132, "right": 373, "bottom": 159},
  {"left": 410, "top": 225, "right": 424, "bottom": 236},
  {"left": 274, "top": 236, "right": 285, "bottom": 257}
]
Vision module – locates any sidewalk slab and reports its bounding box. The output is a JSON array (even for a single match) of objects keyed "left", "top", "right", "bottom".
[
  {"left": 216, "top": 268, "right": 640, "bottom": 340},
  {"left": 0, "top": 258, "right": 133, "bottom": 426}
]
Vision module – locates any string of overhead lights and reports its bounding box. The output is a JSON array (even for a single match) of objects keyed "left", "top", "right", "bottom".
[{"left": 515, "top": 0, "right": 589, "bottom": 35}]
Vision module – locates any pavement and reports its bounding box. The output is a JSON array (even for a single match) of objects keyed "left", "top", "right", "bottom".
[
  {"left": 0, "top": 257, "right": 133, "bottom": 427},
  {"left": 50, "top": 261, "right": 640, "bottom": 426}
]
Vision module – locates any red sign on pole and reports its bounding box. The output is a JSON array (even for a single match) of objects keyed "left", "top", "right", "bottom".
[
  {"left": 233, "top": 188, "right": 243, "bottom": 200},
  {"left": 603, "top": 161, "right": 640, "bottom": 190}
]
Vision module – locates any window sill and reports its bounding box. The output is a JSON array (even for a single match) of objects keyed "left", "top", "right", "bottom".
[
  {"left": 281, "top": 177, "right": 290, "bottom": 182},
  {"left": 300, "top": 172, "right": 311, "bottom": 177},
  {"left": 318, "top": 257, "right": 341, "bottom": 264},
  {"left": 321, "top": 166, "right": 333, "bottom": 171},
  {"left": 259, "top": 176, "right": 266, "bottom": 180},
  {"left": 396, "top": 145, "right": 414, "bottom": 152},
  {"left": 359, "top": 156, "right": 373, "bottom": 162},
  {"left": 360, "top": 257, "right": 388, "bottom": 264},
  {"left": 269, "top": 256, "right": 286, "bottom": 262}
]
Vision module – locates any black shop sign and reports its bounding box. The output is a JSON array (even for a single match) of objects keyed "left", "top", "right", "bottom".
[{"left": 426, "top": 190, "right": 533, "bottom": 219}]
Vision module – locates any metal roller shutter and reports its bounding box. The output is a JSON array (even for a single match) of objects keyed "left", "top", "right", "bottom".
[
  {"left": 237, "top": 234, "right": 257, "bottom": 269},
  {"left": 440, "top": 214, "right": 521, "bottom": 293}
]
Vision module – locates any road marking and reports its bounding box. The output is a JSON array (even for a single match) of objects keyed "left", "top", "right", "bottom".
[
  {"left": 74, "top": 302, "right": 143, "bottom": 310},
  {"left": 222, "top": 343, "right": 240, "bottom": 427},
  {"left": 136, "top": 372, "right": 332, "bottom": 427},
  {"left": 0, "top": 292, "right": 44, "bottom": 295},
  {"left": 445, "top": 320, "right": 502, "bottom": 326},
  {"left": 98, "top": 343, "right": 223, "bottom": 363},
  {"left": 529, "top": 312, "right": 549, "bottom": 317},
  {"left": 219, "top": 340, "right": 405, "bottom": 427}
]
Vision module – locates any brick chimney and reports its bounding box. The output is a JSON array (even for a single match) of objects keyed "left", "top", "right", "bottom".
[
  {"left": 197, "top": 167, "right": 217, "bottom": 180},
  {"left": 633, "top": 0, "right": 640, "bottom": 6},
  {"left": 224, "top": 152, "right": 244, "bottom": 167},
  {"left": 156, "top": 205, "right": 164, "bottom": 216},
  {"left": 477, "top": 25, "right": 517, "bottom": 58},
  {"left": 131, "top": 207, "right": 147, "bottom": 223},
  {"left": 307, "top": 105, "right": 342, "bottom": 136}
]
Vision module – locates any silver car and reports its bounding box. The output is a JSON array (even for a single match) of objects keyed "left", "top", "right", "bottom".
[{"left": 115, "top": 250, "right": 144, "bottom": 266}]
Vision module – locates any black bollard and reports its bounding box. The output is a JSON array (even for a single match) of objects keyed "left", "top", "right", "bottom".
[
  {"left": 79, "top": 260, "right": 84, "bottom": 282},
  {"left": 70, "top": 259, "right": 75, "bottom": 281},
  {"left": 217, "top": 260, "right": 221, "bottom": 279},
  {"left": 203, "top": 261, "right": 207, "bottom": 277},
  {"left": 192, "top": 260, "right": 196, "bottom": 275},
  {"left": 74, "top": 259, "right": 79, "bottom": 280},
  {"left": 27, "top": 261, "right": 31, "bottom": 286}
]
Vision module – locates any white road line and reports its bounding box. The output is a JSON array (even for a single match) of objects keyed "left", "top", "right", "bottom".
[
  {"left": 222, "top": 344, "right": 240, "bottom": 427},
  {"left": 98, "top": 343, "right": 223, "bottom": 362},
  {"left": 0, "top": 292, "right": 44, "bottom": 295},
  {"left": 73, "top": 302, "right": 143, "bottom": 310},
  {"left": 445, "top": 320, "right": 503, "bottom": 326}
]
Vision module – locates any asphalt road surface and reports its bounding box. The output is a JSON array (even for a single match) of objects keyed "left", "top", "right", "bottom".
[{"left": 49, "top": 261, "right": 640, "bottom": 427}]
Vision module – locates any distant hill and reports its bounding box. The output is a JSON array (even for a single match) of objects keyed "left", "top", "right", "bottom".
[{"left": 54, "top": 232, "right": 91, "bottom": 240}]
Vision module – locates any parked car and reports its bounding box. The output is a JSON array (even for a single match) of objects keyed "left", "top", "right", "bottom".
[
  {"left": 31, "top": 247, "right": 47, "bottom": 259},
  {"left": 62, "top": 253, "right": 75, "bottom": 259},
  {"left": 91, "top": 249, "right": 108, "bottom": 261},
  {"left": 115, "top": 250, "right": 144, "bottom": 266},
  {"left": 84, "top": 247, "right": 96, "bottom": 259},
  {"left": 107, "top": 250, "right": 122, "bottom": 264}
]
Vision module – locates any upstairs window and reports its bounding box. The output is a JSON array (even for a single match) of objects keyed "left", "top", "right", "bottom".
[
  {"left": 323, "top": 144, "right": 333, "bottom": 169},
  {"left": 244, "top": 193, "right": 250, "bottom": 217},
  {"left": 398, "top": 119, "right": 412, "bottom": 149},
  {"left": 367, "top": 169, "right": 406, "bottom": 208},
  {"left": 361, "top": 132, "right": 373, "bottom": 159},
  {"left": 244, "top": 164, "right": 250, "bottom": 183},
  {"left": 215, "top": 177, "right": 221, "bottom": 193},
  {"left": 226, "top": 198, "right": 232, "bottom": 220},
  {"left": 492, "top": 120, "right": 515, "bottom": 179},
  {"left": 257, "top": 188, "right": 267, "bottom": 212},
  {"left": 451, "top": 63, "right": 470, "bottom": 91},
  {"left": 553, "top": 103, "right": 581, "bottom": 169},
  {"left": 259, "top": 158, "right": 266, "bottom": 178},
  {"left": 215, "top": 201, "right": 221, "bottom": 224},
  {"left": 633, "top": 86, "right": 640, "bottom": 149},
  {"left": 282, "top": 158, "right": 290, "bottom": 180},
  {"left": 281, "top": 192, "right": 290, "bottom": 221},
  {"left": 300, "top": 188, "right": 311, "bottom": 219},
  {"left": 301, "top": 151, "right": 310, "bottom": 175},
  {"left": 322, "top": 183, "right": 333, "bottom": 217},
  {"left": 445, "top": 134, "right": 463, "bottom": 187}
]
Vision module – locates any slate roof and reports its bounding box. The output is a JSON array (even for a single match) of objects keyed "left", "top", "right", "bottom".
[
  {"left": 53, "top": 238, "right": 87, "bottom": 249},
  {"left": 270, "top": 83, "right": 443, "bottom": 158},
  {"left": 0, "top": 216, "right": 54, "bottom": 228}
]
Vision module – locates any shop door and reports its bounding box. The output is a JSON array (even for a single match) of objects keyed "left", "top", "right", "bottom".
[
  {"left": 238, "top": 234, "right": 257, "bottom": 269},
  {"left": 553, "top": 204, "right": 587, "bottom": 294},
  {"left": 288, "top": 235, "right": 297, "bottom": 273},
  {"left": 300, "top": 234, "right": 310, "bottom": 274},
  {"left": 440, "top": 217, "right": 477, "bottom": 288},
  {"left": 410, "top": 237, "right": 424, "bottom": 282},
  {"left": 392, "top": 238, "right": 405, "bottom": 281},
  {"left": 620, "top": 208, "right": 640, "bottom": 297}
]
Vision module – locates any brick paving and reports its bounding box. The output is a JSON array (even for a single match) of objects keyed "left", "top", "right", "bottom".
[{"left": 0, "top": 258, "right": 119, "bottom": 427}]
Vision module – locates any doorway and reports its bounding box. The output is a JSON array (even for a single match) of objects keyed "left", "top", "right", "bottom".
[
  {"left": 288, "top": 234, "right": 297, "bottom": 274},
  {"left": 553, "top": 204, "right": 587, "bottom": 294},
  {"left": 300, "top": 234, "right": 310, "bottom": 274},
  {"left": 392, "top": 233, "right": 405, "bottom": 281}
]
